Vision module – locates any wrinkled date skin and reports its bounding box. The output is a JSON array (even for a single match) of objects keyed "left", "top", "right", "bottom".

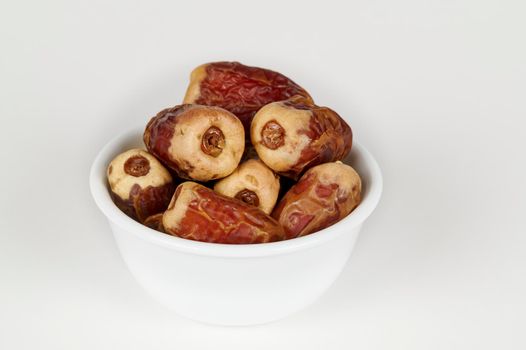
[
  {"left": 143, "top": 213, "right": 166, "bottom": 233},
  {"left": 163, "top": 182, "right": 286, "bottom": 244},
  {"left": 143, "top": 104, "right": 245, "bottom": 181},
  {"left": 183, "top": 62, "right": 313, "bottom": 133},
  {"left": 107, "top": 149, "right": 175, "bottom": 223},
  {"left": 272, "top": 162, "right": 362, "bottom": 239},
  {"left": 251, "top": 96, "right": 353, "bottom": 179}
]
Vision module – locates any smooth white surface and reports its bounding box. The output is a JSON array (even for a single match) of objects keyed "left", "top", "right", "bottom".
[
  {"left": 89, "top": 128, "right": 381, "bottom": 325},
  {"left": 1, "top": 0, "right": 525, "bottom": 348}
]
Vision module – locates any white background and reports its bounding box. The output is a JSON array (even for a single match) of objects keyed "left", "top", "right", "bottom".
[{"left": 1, "top": 0, "right": 525, "bottom": 348}]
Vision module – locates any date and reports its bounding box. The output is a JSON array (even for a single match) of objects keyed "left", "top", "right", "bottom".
[
  {"left": 163, "top": 182, "right": 286, "bottom": 244},
  {"left": 251, "top": 96, "right": 353, "bottom": 179},
  {"left": 272, "top": 162, "right": 361, "bottom": 238},
  {"left": 214, "top": 159, "right": 280, "bottom": 214},
  {"left": 143, "top": 213, "right": 165, "bottom": 233},
  {"left": 107, "top": 149, "right": 175, "bottom": 223},
  {"left": 143, "top": 104, "right": 245, "bottom": 182},
  {"left": 183, "top": 61, "right": 313, "bottom": 133}
]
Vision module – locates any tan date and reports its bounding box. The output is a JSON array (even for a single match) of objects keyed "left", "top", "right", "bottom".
[
  {"left": 143, "top": 104, "right": 245, "bottom": 182},
  {"left": 163, "top": 182, "right": 286, "bottom": 244},
  {"left": 214, "top": 159, "right": 280, "bottom": 214},
  {"left": 272, "top": 161, "right": 362, "bottom": 239},
  {"left": 107, "top": 149, "right": 175, "bottom": 223},
  {"left": 251, "top": 96, "right": 353, "bottom": 179}
]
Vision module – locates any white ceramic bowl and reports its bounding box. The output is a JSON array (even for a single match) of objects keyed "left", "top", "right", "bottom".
[{"left": 89, "top": 126, "right": 382, "bottom": 326}]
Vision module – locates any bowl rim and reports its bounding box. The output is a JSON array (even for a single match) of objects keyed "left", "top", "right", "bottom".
[{"left": 89, "top": 125, "right": 383, "bottom": 258}]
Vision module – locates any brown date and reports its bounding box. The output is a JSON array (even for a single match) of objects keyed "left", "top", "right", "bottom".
[
  {"left": 251, "top": 96, "right": 353, "bottom": 179},
  {"left": 214, "top": 159, "right": 280, "bottom": 214},
  {"left": 183, "top": 62, "right": 313, "bottom": 134},
  {"left": 143, "top": 104, "right": 245, "bottom": 182},
  {"left": 272, "top": 162, "right": 361, "bottom": 239},
  {"left": 107, "top": 149, "right": 175, "bottom": 223},
  {"left": 163, "top": 182, "right": 286, "bottom": 244},
  {"left": 143, "top": 213, "right": 165, "bottom": 233}
]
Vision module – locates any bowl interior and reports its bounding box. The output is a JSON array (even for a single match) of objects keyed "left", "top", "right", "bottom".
[{"left": 89, "top": 126, "right": 383, "bottom": 257}]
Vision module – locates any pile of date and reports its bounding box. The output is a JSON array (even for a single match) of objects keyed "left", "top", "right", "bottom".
[{"left": 107, "top": 62, "right": 362, "bottom": 244}]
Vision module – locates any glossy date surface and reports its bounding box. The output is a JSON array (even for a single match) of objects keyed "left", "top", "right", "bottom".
[
  {"left": 272, "top": 162, "right": 361, "bottom": 238},
  {"left": 163, "top": 182, "right": 286, "bottom": 244},
  {"left": 183, "top": 62, "right": 313, "bottom": 132},
  {"left": 251, "top": 96, "right": 353, "bottom": 179},
  {"left": 143, "top": 104, "right": 244, "bottom": 181}
]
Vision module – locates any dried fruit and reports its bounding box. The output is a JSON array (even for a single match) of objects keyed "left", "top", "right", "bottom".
[
  {"left": 272, "top": 162, "right": 361, "bottom": 238},
  {"left": 143, "top": 213, "right": 165, "bottom": 233},
  {"left": 163, "top": 182, "right": 286, "bottom": 244},
  {"left": 183, "top": 61, "right": 313, "bottom": 133},
  {"left": 251, "top": 96, "right": 353, "bottom": 179},
  {"left": 107, "top": 149, "right": 175, "bottom": 223},
  {"left": 143, "top": 104, "right": 245, "bottom": 182},
  {"left": 214, "top": 159, "right": 280, "bottom": 214}
]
